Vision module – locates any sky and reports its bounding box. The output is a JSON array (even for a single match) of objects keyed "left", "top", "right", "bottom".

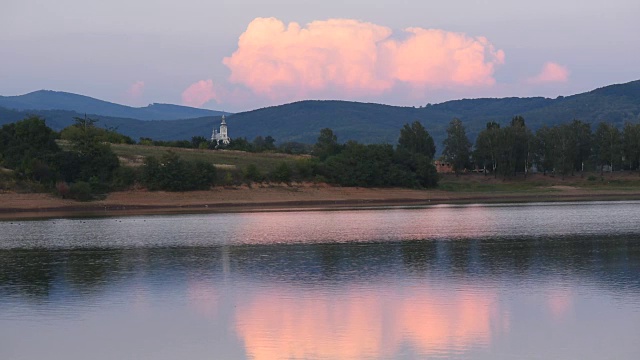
[{"left": 1, "top": 0, "right": 639, "bottom": 112}]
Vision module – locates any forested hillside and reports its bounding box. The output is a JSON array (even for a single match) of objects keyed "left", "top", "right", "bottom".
[
  {"left": 1, "top": 80, "right": 638, "bottom": 149},
  {"left": 227, "top": 80, "right": 640, "bottom": 148}
]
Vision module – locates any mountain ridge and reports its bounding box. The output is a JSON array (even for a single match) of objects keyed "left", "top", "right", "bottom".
[{"left": 0, "top": 90, "right": 229, "bottom": 121}]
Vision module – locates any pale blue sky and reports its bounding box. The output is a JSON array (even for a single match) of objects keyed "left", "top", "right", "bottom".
[{"left": 2, "top": 0, "right": 638, "bottom": 111}]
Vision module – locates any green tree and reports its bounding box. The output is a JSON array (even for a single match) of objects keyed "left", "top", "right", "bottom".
[
  {"left": 535, "top": 126, "right": 556, "bottom": 175},
  {"left": 622, "top": 122, "right": 640, "bottom": 171},
  {"left": 60, "top": 116, "right": 120, "bottom": 188},
  {"left": 474, "top": 121, "right": 501, "bottom": 177},
  {"left": 567, "top": 120, "right": 592, "bottom": 174},
  {"left": 554, "top": 124, "right": 577, "bottom": 179},
  {"left": 191, "top": 136, "right": 208, "bottom": 149},
  {"left": 264, "top": 136, "right": 276, "bottom": 151},
  {"left": 322, "top": 142, "right": 410, "bottom": 187},
  {"left": 495, "top": 116, "right": 533, "bottom": 178},
  {"left": 442, "top": 118, "right": 471, "bottom": 175},
  {"left": 394, "top": 121, "right": 438, "bottom": 187},
  {"left": 510, "top": 116, "right": 534, "bottom": 177},
  {"left": 593, "top": 122, "right": 622, "bottom": 174},
  {"left": 225, "top": 137, "right": 253, "bottom": 151},
  {"left": 397, "top": 121, "right": 436, "bottom": 159},
  {"left": 0, "top": 116, "right": 61, "bottom": 183},
  {"left": 313, "top": 128, "right": 341, "bottom": 161}
]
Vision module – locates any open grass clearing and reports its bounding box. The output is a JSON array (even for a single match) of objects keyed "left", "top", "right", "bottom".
[{"left": 110, "top": 143, "right": 309, "bottom": 173}]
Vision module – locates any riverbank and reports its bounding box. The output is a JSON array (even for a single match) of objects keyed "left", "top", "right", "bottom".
[{"left": 3, "top": 175, "right": 640, "bottom": 219}]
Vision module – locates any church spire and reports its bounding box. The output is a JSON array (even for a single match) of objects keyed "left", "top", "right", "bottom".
[{"left": 212, "top": 114, "right": 230, "bottom": 146}]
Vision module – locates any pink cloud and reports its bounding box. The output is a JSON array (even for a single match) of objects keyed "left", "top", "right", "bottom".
[
  {"left": 181, "top": 79, "right": 218, "bottom": 107},
  {"left": 218, "top": 17, "right": 505, "bottom": 102},
  {"left": 528, "top": 62, "right": 569, "bottom": 84},
  {"left": 126, "top": 80, "right": 145, "bottom": 100}
]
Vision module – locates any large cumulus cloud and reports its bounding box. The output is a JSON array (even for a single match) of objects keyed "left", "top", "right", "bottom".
[
  {"left": 183, "top": 17, "right": 506, "bottom": 106},
  {"left": 226, "top": 17, "right": 504, "bottom": 98}
]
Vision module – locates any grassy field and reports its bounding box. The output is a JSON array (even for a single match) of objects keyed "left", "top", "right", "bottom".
[
  {"left": 110, "top": 143, "right": 640, "bottom": 191},
  {"left": 79, "top": 142, "right": 309, "bottom": 173},
  {"left": 437, "top": 171, "right": 640, "bottom": 192},
  {"left": 50, "top": 140, "right": 640, "bottom": 191}
]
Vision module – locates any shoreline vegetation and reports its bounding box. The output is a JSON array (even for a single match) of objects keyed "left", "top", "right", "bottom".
[
  {"left": 3, "top": 112, "right": 640, "bottom": 220},
  {"left": 3, "top": 173, "right": 640, "bottom": 220}
]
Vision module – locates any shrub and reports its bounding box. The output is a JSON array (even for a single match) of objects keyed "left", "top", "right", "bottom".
[
  {"left": 295, "top": 158, "right": 319, "bottom": 181},
  {"left": 243, "top": 164, "right": 263, "bottom": 183},
  {"left": 270, "top": 162, "right": 292, "bottom": 183},
  {"left": 68, "top": 181, "right": 93, "bottom": 201},
  {"left": 55, "top": 181, "right": 70, "bottom": 198},
  {"left": 141, "top": 152, "right": 216, "bottom": 191},
  {"left": 111, "top": 166, "right": 138, "bottom": 190}
]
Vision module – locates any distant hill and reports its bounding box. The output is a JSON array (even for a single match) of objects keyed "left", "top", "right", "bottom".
[
  {"left": 226, "top": 80, "right": 640, "bottom": 148},
  {"left": 0, "top": 90, "right": 229, "bottom": 120},
  {"left": 0, "top": 107, "right": 219, "bottom": 141},
  {"left": 1, "top": 80, "right": 639, "bottom": 149}
]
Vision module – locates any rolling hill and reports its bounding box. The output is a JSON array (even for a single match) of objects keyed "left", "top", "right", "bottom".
[
  {"left": 1, "top": 80, "right": 639, "bottom": 150},
  {"left": 225, "top": 79, "right": 640, "bottom": 147},
  {"left": 0, "top": 90, "right": 228, "bottom": 120}
]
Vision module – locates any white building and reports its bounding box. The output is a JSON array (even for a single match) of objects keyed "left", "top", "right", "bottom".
[{"left": 211, "top": 115, "right": 230, "bottom": 146}]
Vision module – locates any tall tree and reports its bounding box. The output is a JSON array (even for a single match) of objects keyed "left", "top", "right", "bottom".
[
  {"left": 509, "top": 116, "right": 534, "bottom": 178},
  {"left": 313, "top": 128, "right": 341, "bottom": 161},
  {"left": 397, "top": 121, "right": 436, "bottom": 159},
  {"left": 535, "top": 126, "right": 556, "bottom": 175},
  {"left": 474, "top": 121, "right": 501, "bottom": 177},
  {"left": 443, "top": 118, "right": 471, "bottom": 175},
  {"left": 622, "top": 122, "right": 640, "bottom": 171},
  {"left": 396, "top": 121, "right": 438, "bottom": 187},
  {"left": 567, "top": 120, "right": 592, "bottom": 174},
  {"left": 555, "top": 124, "right": 578, "bottom": 179},
  {"left": 593, "top": 122, "right": 622, "bottom": 174}
]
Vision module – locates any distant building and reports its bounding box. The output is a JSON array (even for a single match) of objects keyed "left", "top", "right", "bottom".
[
  {"left": 434, "top": 160, "right": 453, "bottom": 173},
  {"left": 211, "top": 115, "right": 230, "bottom": 146}
]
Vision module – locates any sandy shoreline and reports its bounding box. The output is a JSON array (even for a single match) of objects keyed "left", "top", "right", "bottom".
[{"left": 2, "top": 183, "right": 640, "bottom": 220}]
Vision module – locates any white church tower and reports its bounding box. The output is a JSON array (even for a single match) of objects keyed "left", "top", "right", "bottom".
[{"left": 211, "top": 115, "right": 231, "bottom": 146}]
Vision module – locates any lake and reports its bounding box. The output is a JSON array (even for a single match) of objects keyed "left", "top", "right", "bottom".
[{"left": 1, "top": 201, "right": 639, "bottom": 359}]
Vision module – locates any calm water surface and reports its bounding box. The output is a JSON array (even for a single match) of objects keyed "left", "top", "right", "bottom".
[{"left": 1, "top": 201, "right": 640, "bottom": 359}]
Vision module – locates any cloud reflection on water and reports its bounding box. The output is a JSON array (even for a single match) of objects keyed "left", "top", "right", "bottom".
[{"left": 232, "top": 284, "right": 506, "bottom": 360}]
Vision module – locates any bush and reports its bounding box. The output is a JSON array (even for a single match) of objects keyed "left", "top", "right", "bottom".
[
  {"left": 222, "top": 171, "right": 235, "bottom": 186},
  {"left": 0, "top": 169, "right": 16, "bottom": 190},
  {"left": 270, "top": 162, "right": 292, "bottom": 183},
  {"left": 141, "top": 152, "right": 216, "bottom": 191},
  {"left": 295, "top": 158, "right": 319, "bottom": 181},
  {"left": 111, "top": 166, "right": 138, "bottom": 190},
  {"left": 243, "top": 164, "right": 263, "bottom": 183},
  {"left": 188, "top": 160, "right": 217, "bottom": 190},
  {"left": 68, "top": 181, "right": 93, "bottom": 201}
]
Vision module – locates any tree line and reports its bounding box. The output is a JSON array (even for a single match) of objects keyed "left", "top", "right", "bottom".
[
  {"left": 441, "top": 117, "right": 640, "bottom": 178},
  {"left": 3, "top": 113, "right": 639, "bottom": 201},
  {"left": 0, "top": 116, "right": 440, "bottom": 199}
]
